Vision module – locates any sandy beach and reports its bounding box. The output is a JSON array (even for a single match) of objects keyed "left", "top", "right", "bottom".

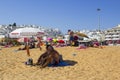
[{"left": 0, "top": 46, "right": 120, "bottom": 80}]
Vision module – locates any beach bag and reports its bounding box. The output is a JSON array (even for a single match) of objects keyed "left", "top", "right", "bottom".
[{"left": 25, "top": 58, "right": 33, "bottom": 65}]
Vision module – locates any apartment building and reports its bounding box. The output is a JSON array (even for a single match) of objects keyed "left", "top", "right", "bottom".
[{"left": 105, "top": 24, "right": 120, "bottom": 44}]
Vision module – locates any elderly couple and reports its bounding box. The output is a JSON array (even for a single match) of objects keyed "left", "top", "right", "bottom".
[{"left": 26, "top": 45, "right": 63, "bottom": 68}]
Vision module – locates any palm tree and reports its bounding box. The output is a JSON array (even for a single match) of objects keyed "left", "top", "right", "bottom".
[{"left": 13, "top": 22, "right": 16, "bottom": 26}]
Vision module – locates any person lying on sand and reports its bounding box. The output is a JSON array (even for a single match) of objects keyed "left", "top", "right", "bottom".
[
  {"left": 18, "top": 44, "right": 27, "bottom": 50},
  {"left": 36, "top": 45, "right": 61, "bottom": 68},
  {"left": 18, "top": 42, "right": 35, "bottom": 50}
]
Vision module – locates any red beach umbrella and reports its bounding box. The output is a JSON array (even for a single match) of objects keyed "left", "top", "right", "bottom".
[{"left": 58, "top": 40, "right": 65, "bottom": 43}]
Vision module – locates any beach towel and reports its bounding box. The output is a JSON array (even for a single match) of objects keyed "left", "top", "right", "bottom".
[{"left": 48, "top": 61, "right": 69, "bottom": 67}]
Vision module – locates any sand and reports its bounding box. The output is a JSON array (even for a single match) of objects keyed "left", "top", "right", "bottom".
[{"left": 0, "top": 46, "right": 120, "bottom": 80}]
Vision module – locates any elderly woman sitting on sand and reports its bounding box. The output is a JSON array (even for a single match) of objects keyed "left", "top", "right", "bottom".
[{"left": 36, "top": 45, "right": 62, "bottom": 68}]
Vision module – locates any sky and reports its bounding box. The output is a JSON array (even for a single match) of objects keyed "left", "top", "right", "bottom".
[{"left": 0, "top": 0, "right": 120, "bottom": 34}]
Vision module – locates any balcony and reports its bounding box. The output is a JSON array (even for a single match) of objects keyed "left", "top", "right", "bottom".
[
  {"left": 112, "top": 38, "right": 120, "bottom": 40},
  {"left": 112, "top": 35, "right": 120, "bottom": 37},
  {"left": 105, "top": 35, "right": 112, "bottom": 38},
  {"left": 105, "top": 38, "right": 112, "bottom": 40}
]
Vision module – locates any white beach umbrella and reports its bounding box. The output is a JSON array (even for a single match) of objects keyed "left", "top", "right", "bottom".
[{"left": 9, "top": 27, "right": 44, "bottom": 38}]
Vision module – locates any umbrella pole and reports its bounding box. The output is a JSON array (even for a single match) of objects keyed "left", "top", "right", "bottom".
[{"left": 26, "top": 42, "right": 30, "bottom": 56}]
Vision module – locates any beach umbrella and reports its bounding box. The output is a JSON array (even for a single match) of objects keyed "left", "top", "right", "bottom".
[
  {"left": 75, "top": 32, "right": 89, "bottom": 38},
  {"left": 9, "top": 27, "right": 44, "bottom": 38},
  {"left": 58, "top": 40, "right": 65, "bottom": 43},
  {"left": 47, "top": 37, "right": 53, "bottom": 42},
  {"left": 53, "top": 39, "right": 58, "bottom": 43}
]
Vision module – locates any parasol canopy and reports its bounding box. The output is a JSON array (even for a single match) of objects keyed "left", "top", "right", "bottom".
[
  {"left": 9, "top": 27, "right": 44, "bottom": 38},
  {"left": 75, "top": 32, "right": 89, "bottom": 38},
  {"left": 53, "top": 39, "right": 58, "bottom": 43},
  {"left": 58, "top": 40, "right": 65, "bottom": 43},
  {"left": 47, "top": 37, "right": 53, "bottom": 42}
]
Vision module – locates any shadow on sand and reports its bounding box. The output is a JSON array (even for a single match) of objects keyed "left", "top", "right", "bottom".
[
  {"left": 24, "top": 59, "right": 77, "bottom": 68},
  {"left": 62, "top": 60, "right": 77, "bottom": 66},
  {"left": 51, "top": 60, "right": 78, "bottom": 67}
]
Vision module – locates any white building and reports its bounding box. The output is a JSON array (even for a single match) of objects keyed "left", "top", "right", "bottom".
[
  {"left": 105, "top": 24, "right": 120, "bottom": 44},
  {"left": 0, "top": 24, "right": 62, "bottom": 38},
  {"left": 77, "top": 30, "right": 105, "bottom": 42}
]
